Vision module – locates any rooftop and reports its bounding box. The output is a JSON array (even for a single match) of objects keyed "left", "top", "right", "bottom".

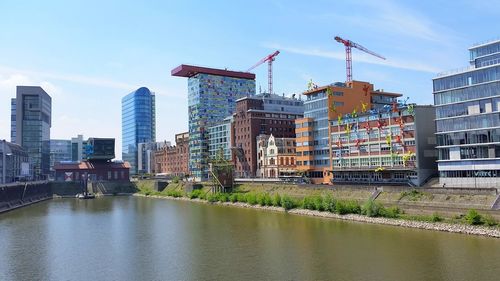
[{"left": 171, "top": 64, "right": 255, "bottom": 80}]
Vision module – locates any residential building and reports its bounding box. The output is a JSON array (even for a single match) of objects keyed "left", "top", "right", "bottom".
[
  {"left": 155, "top": 132, "right": 189, "bottom": 177},
  {"left": 232, "top": 93, "right": 303, "bottom": 177},
  {"left": 49, "top": 139, "right": 72, "bottom": 177},
  {"left": 330, "top": 104, "right": 437, "bottom": 186},
  {"left": 434, "top": 39, "right": 500, "bottom": 188},
  {"left": 13, "top": 86, "right": 52, "bottom": 180},
  {"left": 137, "top": 141, "right": 170, "bottom": 174},
  {"left": 122, "top": 87, "right": 156, "bottom": 175},
  {"left": 208, "top": 116, "right": 233, "bottom": 161},
  {"left": 256, "top": 134, "right": 297, "bottom": 178},
  {"left": 1, "top": 140, "right": 30, "bottom": 184},
  {"left": 172, "top": 65, "right": 255, "bottom": 180},
  {"left": 296, "top": 81, "right": 402, "bottom": 184}
]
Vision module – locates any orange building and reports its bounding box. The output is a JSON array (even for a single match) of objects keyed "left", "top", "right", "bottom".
[
  {"left": 295, "top": 80, "right": 402, "bottom": 184},
  {"left": 155, "top": 132, "right": 189, "bottom": 177}
]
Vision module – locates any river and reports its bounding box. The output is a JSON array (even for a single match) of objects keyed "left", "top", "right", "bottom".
[{"left": 0, "top": 196, "right": 499, "bottom": 281}]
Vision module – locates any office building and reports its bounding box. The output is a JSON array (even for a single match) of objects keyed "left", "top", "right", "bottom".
[
  {"left": 172, "top": 65, "right": 255, "bottom": 180},
  {"left": 232, "top": 93, "right": 303, "bottom": 177},
  {"left": 434, "top": 39, "right": 500, "bottom": 188},
  {"left": 296, "top": 81, "right": 402, "bottom": 184},
  {"left": 10, "top": 98, "right": 16, "bottom": 143},
  {"left": 49, "top": 139, "right": 72, "bottom": 177},
  {"left": 330, "top": 104, "right": 437, "bottom": 186},
  {"left": 1, "top": 140, "right": 30, "bottom": 184},
  {"left": 122, "top": 87, "right": 156, "bottom": 174},
  {"left": 13, "top": 86, "right": 51, "bottom": 180}
]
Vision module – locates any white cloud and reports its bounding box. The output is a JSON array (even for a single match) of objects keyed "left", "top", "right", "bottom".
[{"left": 263, "top": 42, "right": 441, "bottom": 73}]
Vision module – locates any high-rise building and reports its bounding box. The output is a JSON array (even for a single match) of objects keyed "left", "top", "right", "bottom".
[
  {"left": 232, "top": 93, "right": 303, "bottom": 177},
  {"left": 71, "top": 134, "right": 88, "bottom": 162},
  {"left": 208, "top": 116, "right": 233, "bottom": 161},
  {"left": 10, "top": 98, "right": 16, "bottom": 143},
  {"left": 14, "top": 86, "right": 51, "bottom": 180},
  {"left": 49, "top": 139, "right": 72, "bottom": 177},
  {"left": 433, "top": 39, "right": 500, "bottom": 188},
  {"left": 121, "top": 87, "right": 156, "bottom": 174},
  {"left": 172, "top": 65, "right": 256, "bottom": 180},
  {"left": 296, "top": 81, "right": 402, "bottom": 184}
]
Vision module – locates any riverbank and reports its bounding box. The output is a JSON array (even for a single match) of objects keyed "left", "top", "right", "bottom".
[{"left": 134, "top": 193, "right": 500, "bottom": 238}]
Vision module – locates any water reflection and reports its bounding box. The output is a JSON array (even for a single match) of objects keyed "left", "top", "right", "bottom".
[{"left": 0, "top": 197, "right": 499, "bottom": 281}]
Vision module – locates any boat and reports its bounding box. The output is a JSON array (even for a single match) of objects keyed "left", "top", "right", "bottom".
[{"left": 76, "top": 193, "right": 96, "bottom": 199}]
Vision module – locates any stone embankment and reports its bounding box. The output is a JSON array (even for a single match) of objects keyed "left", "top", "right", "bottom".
[{"left": 135, "top": 193, "right": 500, "bottom": 238}]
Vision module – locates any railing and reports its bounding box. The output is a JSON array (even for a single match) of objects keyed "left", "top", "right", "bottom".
[{"left": 435, "top": 65, "right": 475, "bottom": 78}]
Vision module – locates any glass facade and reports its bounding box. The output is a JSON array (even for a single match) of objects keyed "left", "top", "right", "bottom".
[
  {"left": 10, "top": 98, "right": 16, "bottom": 143},
  {"left": 16, "top": 86, "right": 51, "bottom": 179},
  {"left": 434, "top": 40, "right": 500, "bottom": 187},
  {"left": 121, "top": 87, "right": 156, "bottom": 174},
  {"left": 303, "top": 90, "right": 330, "bottom": 167},
  {"left": 208, "top": 117, "right": 232, "bottom": 161},
  {"left": 49, "top": 139, "right": 72, "bottom": 177},
  {"left": 188, "top": 73, "right": 255, "bottom": 180}
]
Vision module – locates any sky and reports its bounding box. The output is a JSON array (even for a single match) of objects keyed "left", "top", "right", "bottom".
[{"left": 1, "top": 0, "right": 499, "bottom": 159}]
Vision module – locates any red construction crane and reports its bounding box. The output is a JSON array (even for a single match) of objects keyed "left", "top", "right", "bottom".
[
  {"left": 334, "top": 36, "right": 386, "bottom": 82},
  {"left": 247, "top": 50, "right": 280, "bottom": 95}
]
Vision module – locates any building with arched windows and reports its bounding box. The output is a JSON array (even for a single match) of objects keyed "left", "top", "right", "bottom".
[{"left": 256, "top": 134, "right": 297, "bottom": 178}]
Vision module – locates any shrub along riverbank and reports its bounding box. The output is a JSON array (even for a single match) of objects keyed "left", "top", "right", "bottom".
[{"left": 137, "top": 185, "right": 500, "bottom": 230}]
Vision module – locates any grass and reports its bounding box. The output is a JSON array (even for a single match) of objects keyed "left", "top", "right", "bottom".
[{"left": 135, "top": 182, "right": 499, "bottom": 228}]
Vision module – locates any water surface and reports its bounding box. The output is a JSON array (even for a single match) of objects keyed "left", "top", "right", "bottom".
[{"left": 1, "top": 196, "right": 499, "bottom": 280}]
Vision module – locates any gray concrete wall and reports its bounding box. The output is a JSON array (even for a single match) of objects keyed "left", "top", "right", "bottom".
[
  {"left": 414, "top": 106, "right": 438, "bottom": 186},
  {"left": 0, "top": 181, "right": 52, "bottom": 213}
]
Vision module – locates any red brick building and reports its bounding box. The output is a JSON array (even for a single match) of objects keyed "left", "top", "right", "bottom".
[
  {"left": 54, "top": 161, "right": 130, "bottom": 182},
  {"left": 155, "top": 132, "right": 189, "bottom": 177},
  {"left": 232, "top": 94, "right": 303, "bottom": 177}
]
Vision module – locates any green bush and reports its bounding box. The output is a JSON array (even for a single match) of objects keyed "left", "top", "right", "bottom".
[
  {"left": 430, "top": 213, "right": 443, "bottom": 222},
  {"left": 362, "top": 200, "right": 384, "bottom": 217},
  {"left": 207, "top": 193, "right": 218, "bottom": 203},
  {"left": 166, "top": 189, "right": 183, "bottom": 198},
  {"left": 237, "top": 193, "right": 246, "bottom": 203},
  {"left": 256, "top": 193, "right": 271, "bottom": 206},
  {"left": 272, "top": 194, "right": 282, "bottom": 207},
  {"left": 188, "top": 189, "right": 202, "bottom": 199},
  {"left": 281, "top": 195, "right": 296, "bottom": 210},
  {"left": 482, "top": 215, "right": 497, "bottom": 226},
  {"left": 229, "top": 193, "right": 238, "bottom": 203},
  {"left": 399, "top": 189, "right": 424, "bottom": 201},
  {"left": 217, "top": 193, "right": 229, "bottom": 202},
  {"left": 322, "top": 195, "right": 336, "bottom": 212},
  {"left": 245, "top": 193, "right": 257, "bottom": 205},
  {"left": 465, "top": 209, "right": 483, "bottom": 225},
  {"left": 382, "top": 206, "right": 401, "bottom": 218},
  {"left": 336, "top": 200, "right": 361, "bottom": 215},
  {"left": 302, "top": 196, "right": 315, "bottom": 210},
  {"left": 313, "top": 196, "right": 324, "bottom": 211}
]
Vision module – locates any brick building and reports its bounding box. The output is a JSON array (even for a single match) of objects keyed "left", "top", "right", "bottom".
[
  {"left": 155, "top": 132, "right": 189, "bottom": 177},
  {"left": 232, "top": 93, "right": 303, "bottom": 177}
]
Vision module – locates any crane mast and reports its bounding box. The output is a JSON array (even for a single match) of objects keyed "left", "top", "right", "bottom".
[
  {"left": 247, "top": 50, "right": 280, "bottom": 95},
  {"left": 334, "top": 36, "right": 386, "bottom": 82}
]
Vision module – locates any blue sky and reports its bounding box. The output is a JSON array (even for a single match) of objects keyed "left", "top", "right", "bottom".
[{"left": 1, "top": 0, "right": 499, "bottom": 159}]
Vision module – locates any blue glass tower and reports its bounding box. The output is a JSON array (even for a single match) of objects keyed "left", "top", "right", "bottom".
[{"left": 121, "top": 87, "right": 156, "bottom": 174}]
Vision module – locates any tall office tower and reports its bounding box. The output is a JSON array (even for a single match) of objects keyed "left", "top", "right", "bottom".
[
  {"left": 121, "top": 87, "right": 156, "bottom": 174},
  {"left": 172, "top": 65, "right": 255, "bottom": 180},
  {"left": 10, "top": 98, "right": 16, "bottom": 143},
  {"left": 434, "top": 39, "right": 500, "bottom": 188},
  {"left": 14, "top": 86, "right": 52, "bottom": 180}
]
